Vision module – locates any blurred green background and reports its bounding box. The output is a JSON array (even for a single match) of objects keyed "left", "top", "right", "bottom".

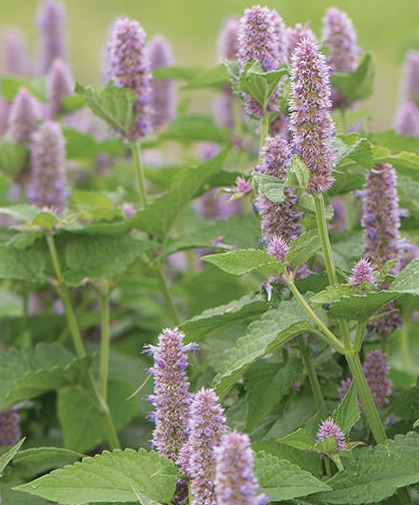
[{"left": 0, "top": 0, "right": 418, "bottom": 130}]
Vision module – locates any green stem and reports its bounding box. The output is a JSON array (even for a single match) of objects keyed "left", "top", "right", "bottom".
[
  {"left": 298, "top": 335, "right": 326, "bottom": 418},
  {"left": 339, "top": 108, "right": 348, "bottom": 134},
  {"left": 100, "top": 280, "right": 110, "bottom": 400},
  {"left": 131, "top": 140, "right": 148, "bottom": 207},
  {"left": 354, "top": 321, "right": 367, "bottom": 352},
  {"left": 258, "top": 111, "right": 269, "bottom": 163},
  {"left": 155, "top": 263, "right": 180, "bottom": 325},
  {"left": 400, "top": 323, "right": 409, "bottom": 372}
]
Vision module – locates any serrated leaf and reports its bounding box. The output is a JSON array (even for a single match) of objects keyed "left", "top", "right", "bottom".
[
  {"left": 311, "top": 432, "right": 419, "bottom": 504},
  {"left": 332, "top": 53, "right": 374, "bottom": 103},
  {"left": 332, "top": 381, "right": 360, "bottom": 435},
  {"left": 0, "top": 244, "right": 46, "bottom": 283},
  {"left": 220, "top": 58, "right": 241, "bottom": 96},
  {"left": 75, "top": 83, "right": 136, "bottom": 136},
  {"left": 213, "top": 301, "right": 312, "bottom": 398},
  {"left": 0, "top": 439, "right": 25, "bottom": 477},
  {"left": 372, "top": 145, "right": 419, "bottom": 181},
  {"left": 286, "top": 155, "right": 310, "bottom": 191},
  {"left": 182, "top": 64, "right": 229, "bottom": 89},
  {"left": 254, "top": 451, "right": 331, "bottom": 500},
  {"left": 277, "top": 428, "right": 316, "bottom": 451},
  {"left": 57, "top": 380, "right": 138, "bottom": 452},
  {"left": 0, "top": 142, "right": 28, "bottom": 177},
  {"left": 14, "top": 448, "right": 178, "bottom": 504},
  {"left": 390, "top": 259, "right": 419, "bottom": 295},
  {"left": 332, "top": 137, "right": 373, "bottom": 170},
  {"left": 244, "top": 358, "right": 302, "bottom": 430},
  {"left": 202, "top": 248, "right": 283, "bottom": 276},
  {"left": 286, "top": 230, "right": 321, "bottom": 268},
  {"left": 181, "top": 292, "right": 268, "bottom": 342},
  {"left": 322, "top": 291, "right": 399, "bottom": 321},
  {"left": 253, "top": 172, "right": 285, "bottom": 202},
  {"left": 311, "top": 285, "right": 358, "bottom": 306}
]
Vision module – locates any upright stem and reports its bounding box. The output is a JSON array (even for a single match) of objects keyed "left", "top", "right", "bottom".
[
  {"left": 258, "top": 112, "right": 269, "bottom": 163},
  {"left": 100, "top": 280, "right": 110, "bottom": 400},
  {"left": 339, "top": 108, "right": 348, "bottom": 134},
  {"left": 155, "top": 263, "right": 180, "bottom": 325},
  {"left": 298, "top": 335, "right": 326, "bottom": 418},
  {"left": 131, "top": 140, "right": 148, "bottom": 208},
  {"left": 354, "top": 321, "right": 367, "bottom": 352},
  {"left": 400, "top": 323, "right": 410, "bottom": 372}
]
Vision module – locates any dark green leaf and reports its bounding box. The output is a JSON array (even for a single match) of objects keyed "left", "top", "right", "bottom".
[
  {"left": 0, "top": 244, "right": 46, "bottom": 283},
  {"left": 276, "top": 428, "right": 316, "bottom": 451},
  {"left": 286, "top": 230, "right": 321, "bottom": 268},
  {"left": 10, "top": 447, "right": 83, "bottom": 479},
  {"left": 332, "top": 381, "right": 360, "bottom": 435},
  {"left": 0, "top": 439, "right": 25, "bottom": 477}
]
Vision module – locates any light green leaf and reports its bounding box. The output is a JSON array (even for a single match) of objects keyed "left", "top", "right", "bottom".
[
  {"left": 153, "top": 65, "right": 204, "bottom": 82},
  {"left": 372, "top": 145, "right": 419, "bottom": 181},
  {"left": 213, "top": 301, "right": 312, "bottom": 398},
  {"left": 0, "top": 244, "right": 46, "bottom": 283},
  {"left": 32, "top": 211, "right": 60, "bottom": 232},
  {"left": 14, "top": 449, "right": 178, "bottom": 504},
  {"left": 0, "top": 76, "right": 47, "bottom": 101},
  {"left": 413, "top": 419, "right": 419, "bottom": 429},
  {"left": 61, "top": 94, "right": 87, "bottom": 112},
  {"left": 202, "top": 248, "right": 283, "bottom": 276},
  {"left": 286, "top": 230, "right": 321, "bottom": 268},
  {"left": 158, "top": 115, "right": 231, "bottom": 144},
  {"left": 64, "top": 128, "right": 125, "bottom": 159},
  {"left": 0, "top": 142, "right": 28, "bottom": 178},
  {"left": 332, "top": 53, "right": 374, "bottom": 103},
  {"left": 332, "top": 381, "right": 360, "bottom": 435},
  {"left": 182, "top": 64, "right": 229, "bottom": 89},
  {"left": 0, "top": 204, "right": 41, "bottom": 223},
  {"left": 390, "top": 259, "right": 419, "bottom": 295},
  {"left": 0, "top": 439, "right": 25, "bottom": 477},
  {"left": 286, "top": 155, "right": 310, "bottom": 192},
  {"left": 276, "top": 428, "right": 316, "bottom": 451},
  {"left": 220, "top": 58, "right": 241, "bottom": 96},
  {"left": 0, "top": 484, "right": 48, "bottom": 505},
  {"left": 310, "top": 285, "right": 358, "bottom": 306},
  {"left": 370, "top": 130, "right": 419, "bottom": 154},
  {"left": 254, "top": 451, "right": 331, "bottom": 501},
  {"left": 253, "top": 172, "right": 285, "bottom": 203},
  {"left": 397, "top": 175, "right": 419, "bottom": 221},
  {"left": 332, "top": 137, "right": 374, "bottom": 170},
  {"left": 311, "top": 432, "right": 419, "bottom": 504}
]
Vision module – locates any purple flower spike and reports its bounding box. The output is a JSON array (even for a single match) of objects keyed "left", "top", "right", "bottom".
[
  {"left": 7, "top": 88, "right": 41, "bottom": 145},
  {"left": 214, "top": 431, "right": 266, "bottom": 505},
  {"left": 238, "top": 6, "right": 282, "bottom": 118},
  {"left": 394, "top": 101, "right": 419, "bottom": 137},
  {"left": 1, "top": 28, "right": 30, "bottom": 75},
  {"left": 48, "top": 59, "right": 74, "bottom": 118},
  {"left": 286, "top": 23, "right": 317, "bottom": 61},
  {"left": 401, "top": 50, "right": 419, "bottom": 105},
  {"left": 322, "top": 8, "right": 359, "bottom": 73},
  {"left": 289, "top": 39, "right": 336, "bottom": 193},
  {"left": 218, "top": 18, "right": 239, "bottom": 61},
  {"left": 270, "top": 9, "right": 287, "bottom": 67},
  {"left": 0, "top": 407, "right": 20, "bottom": 446},
  {"left": 27, "top": 121, "right": 67, "bottom": 214},
  {"left": 144, "top": 327, "right": 198, "bottom": 465},
  {"left": 349, "top": 258, "right": 375, "bottom": 288},
  {"left": 316, "top": 419, "right": 346, "bottom": 450},
  {"left": 267, "top": 236, "right": 290, "bottom": 263},
  {"left": 181, "top": 388, "right": 226, "bottom": 505},
  {"left": 363, "top": 350, "right": 392, "bottom": 407},
  {"left": 36, "top": 0, "right": 67, "bottom": 73},
  {"left": 147, "top": 35, "right": 176, "bottom": 130},
  {"left": 108, "top": 17, "right": 152, "bottom": 139}
]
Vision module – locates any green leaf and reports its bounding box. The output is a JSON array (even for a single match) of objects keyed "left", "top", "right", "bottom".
[
  {"left": 311, "top": 432, "right": 419, "bottom": 504},
  {"left": 153, "top": 65, "right": 204, "bottom": 82},
  {"left": 310, "top": 285, "right": 358, "bottom": 306},
  {"left": 182, "top": 64, "right": 229, "bottom": 89},
  {"left": 331, "top": 53, "right": 374, "bottom": 103},
  {"left": 57, "top": 380, "right": 138, "bottom": 452},
  {"left": 0, "top": 204, "right": 41, "bottom": 223},
  {"left": 0, "top": 484, "right": 48, "bottom": 505},
  {"left": 286, "top": 155, "right": 310, "bottom": 192},
  {"left": 0, "top": 439, "right": 25, "bottom": 477},
  {"left": 0, "top": 142, "right": 28, "bottom": 177},
  {"left": 372, "top": 145, "right": 419, "bottom": 181},
  {"left": 158, "top": 115, "right": 231, "bottom": 144},
  {"left": 332, "top": 136, "right": 374, "bottom": 170},
  {"left": 413, "top": 419, "right": 419, "bottom": 429},
  {"left": 14, "top": 449, "right": 178, "bottom": 504},
  {"left": 397, "top": 175, "right": 419, "bottom": 221},
  {"left": 220, "top": 58, "right": 241, "bottom": 96},
  {"left": 390, "top": 259, "right": 419, "bottom": 295},
  {"left": 239, "top": 60, "right": 289, "bottom": 109},
  {"left": 330, "top": 231, "right": 364, "bottom": 270},
  {"left": 180, "top": 292, "right": 269, "bottom": 342},
  {"left": 32, "top": 211, "right": 59, "bottom": 232},
  {"left": 0, "top": 244, "right": 46, "bottom": 283},
  {"left": 286, "top": 230, "right": 321, "bottom": 268},
  {"left": 213, "top": 301, "right": 312, "bottom": 398},
  {"left": 64, "top": 128, "right": 125, "bottom": 159},
  {"left": 370, "top": 130, "right": 419, "bottom": 154},
  {"left": 0, "top": 76, "right": 47, "bottom": 101},
  {"left": 130, "top": 145, "right": 231, "bottom": 238},
  {"left": 62, "top": 234, "right": 158, "bottom": 286},
  {"left": 244, "top": 358, "right": 303, "bottom": 430},
  {"left": 254, "top": 451, "right": 331, "bottom": 501},
  {"left": 61, "top": 94, "right": 87, "bottom": 112},
  {"left": 253, "top": 172, "right": 285, "bottom": 203},
  {"left": 332, "top": 381, "right": 360, "bottom": 435},
  {"left": 75, "top": 83, "right": 136, "bottom": 136},
  {"left": 276, "top": 428, "right": 316, "bottom": 451},
  {"left": 202, "top": 248, "right": 283, "bottom": 276}
]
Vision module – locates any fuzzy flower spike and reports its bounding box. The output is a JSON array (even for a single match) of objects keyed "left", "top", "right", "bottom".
[
  {"left": 36, "top": 0, "right": 67, "bottom": 73},
  {"left": 316, "top": 419, "right": 346, "bottom": 450},
  {"left": 363, "top": 350, "right": 392, "bottom": 407},
  {"left": 144, "top": 327, "right": 198, "bottom": 464},
  {"left": 289, "top": 38, "right": 336, "bottom": 193},
  {"left": 0, "top": 407, "right": 21, "bottom": 446},
  {"left": 286, "top": 23, "right": 317, "bottom": 61},
  {"left": 215, "top": 431, "right": 266, "bottom": 505},
  {"left": 108, "top": 17, "right": 152, "bottom": 139},
  {"left": 47, "top": 58, "right": 74, "bottom": 118},
  {"left": 1, "top": 28, "right": 30, "bottom": 76},
  {"left": 402, "top": 50, "right": 419, "bottom": 105},
  {"left": 349, "top": 258, "right": 375, "bottom": 288}
]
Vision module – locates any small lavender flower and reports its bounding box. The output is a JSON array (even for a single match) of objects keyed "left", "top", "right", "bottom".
[
  {"left": 267, "top": 235, "right": 290, "bottom": 262},
  {"left": 238, "top": 6, "right": 282, "bottom": 117},
  {"left": 27, "top": 121, "right": 67, "bottom": 213},
  {"left": 235, "top": 176, "right": 252, "bottom": 195},
  {"left": 286, "top": 23, "right": 317, "bottom": 61},
  {"left": 214, "top": 431, "right": 266, "bottom": 505},
  {"left": 144, "top": 327, "right": 198, "bottom": 464},
  {"left": 108, "top": 17, "right": 152, "bottom": 139},
  {"left": 289, "top": 39, "right": 336, "bottom": 193},
  {"left": 394, "top": 101, "right": 419, "bottom": 137},
  {"left": 1, "top": 28, "right": 30, "bottom": 75},
  {"left": 7, "top": 88, "right": 41, "bottom": 145},
  {"left": 36, "top": 0, "right": 67, "bottom": 73},
  {"left": 401, "top": 50, "right": 419, "bottom": 105},
  {"left": 349, "top": 258, "right": 374, "bottom": 287},
  {"left": 0, "top": 407, "right": 20, "bottom": 446},
  {"left": 47, "top": 58, "right": 74, "bottom": 118},
  {"left": 147, "top": 35, "right": 176, "bottom": 130},
  {"left": 363, "top": 350, "right": 392, "bottom": 407},
  {"left": 316, "top": 419, "right": 346, "bottom": 450},
  {"left": 181, "top": 388, "right": 226, "bottom": 505}
]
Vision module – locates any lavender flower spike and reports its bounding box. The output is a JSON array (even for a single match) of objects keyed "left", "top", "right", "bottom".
[
  {"left": 286, "top": 23, "right": 317, "bottom": 61},
  {"left": 289, "top": 39, "right": 336, "bottom": 193},
  {"left": 238, "top": 6, "right": 282, "bottom": 118},
  {"left": 36, "top": 0, "right": 67, "bottom": 73},
  {"left": 322, "top": 8, "right": 359, "bottom": 73},
  {"left": 181, "top": 388, "right": 226, "bottom": 505},
  {"left": 0, "top": 407, "right": 21, "bottom": 446},
  {"left": 7, "top": 88, "right": 41, "bottom": 145},
  {"left": 349, "top": 258, "right": 374, "bottom": 288},
  {"left": 147, "top": 35, "right": 176, "bottom": 130},
  {"left": 401, "top": 50, "right": 419, "bottom": 105},
  {"left": 394, "top": 101, "right": 419, "bottom": 137},
  {"left": 1, "top": 28, "right": 30, "bottom": 75},
  {"left": 47, "top": 59, "right": 74, "bottom": 118},
  {"left": 316, "top": 419, "right": 346, "bottom": 450},
  {"left": 217, "top": 18, "right": 239, "bottom": 61},
  {"left": 363, "top": 350, "right": 392, "bottom": 407},
  {"left": 267, "top": 236, "right": 290, "bottom": 263},
  {"left": 215, "top": 431, "right": 266, "bottom": 505},
  {"left": 28, "top": 121, "right": 67, "bottom": 213},
  {"left": 108, "top": 17, "right": 152, "bottom": 139},
  {"left": 144, "top": 327, "right": 198, "bottom": 464}
]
